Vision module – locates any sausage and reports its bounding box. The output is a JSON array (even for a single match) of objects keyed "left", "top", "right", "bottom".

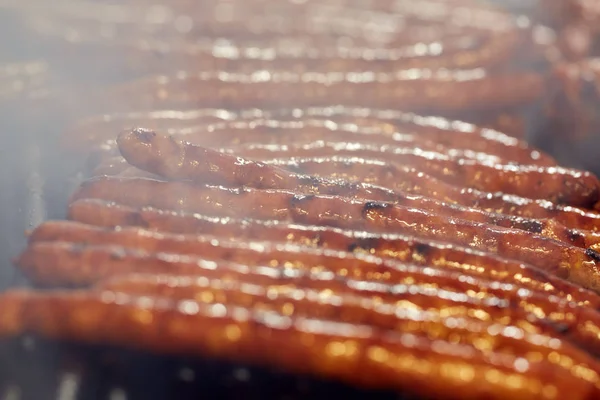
[
  {"left": 67, "top": 108, "right": 554, "bottom": 166},
  {"left": 96, "top": 273, "right": 600, "bottom": 359},
  {"left": 117, "top": 129, "right": 600, "bottom": 206},
  {"left": 100, "top": 71, "right": 544, "bottom": 118},
  {"left": 26, "top": 221, "right": 600, "bottom": 350},
  {"left": 63, "top": 108, "right": 245, "bottom": 153},
  {"left": 270, "top": 157, "right": 600, "bottom": 231},
  {"left": 13, "top": 238, "right": 559, "bottom": 300},
  {"left": 268, "top": 153, "right": 599, "bottom": 207},
  {"left": 143, "top": 118, "right": 552, "bottom": 166},
  {"left": 277, "top": 107, "right": 551, "bottom": 163},
  {"left": 95, "top": 152, "right": 600, "bottom": 234},
  {"left": 113, "top": 138, "right": 600, "bottom": 248},
  {"left": 114, "top": 129, "right": 496, "bottom": 200},
  {"left": 117, "top": 129, "right": 407, "bottom": 202},
  {"left": 91, "top": 151, "right": 600, "bottom": 234},
  {"left": 66, "top": 199, "right": 600, "bottom": 304},
  {"left": 14, "top": 238, "right": 600, "bottom": 358},
  {"left": 115, "top": 131, "right": 600, "bottom": 246},
  {"left": 223, "top": 141, "right": 502, "bottom": 165},
  {"left": 68, "top": 176, "right": 600, "bottom": 291},
  {"left": 23, "top": 220, "right": 590, "bottom": 302},
  {"left": 211, "top": 118, "right": 553, "bottom": 166},
  {"left": 0, "top": 289, "right": 598, "bottom": 400}
]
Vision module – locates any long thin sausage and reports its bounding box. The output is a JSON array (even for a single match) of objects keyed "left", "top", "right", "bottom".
[
  {"left": 14, "top": 240, "right": 600, "bottom": 357},
  {"left": 93, "top": 154, "right": 600, "bottom": 234},
  {"left": 96, "top": 273, "right": 600, "bottom": 359},
  {"left": 69, "top": 177, "right": 600, "bottom": 291},
  {"left": 25, "top": 220, "right": 593, "bottom": 306},
  {"left": 66, "top": 198, "right": 600, "bottom": 304},
  {"left": 269, "top": 156, "right": 600, "bottom": 231},
  {"left": 117, "top": 129, "right": 600, "bottom": 207},
  {"left": 0, "top": 289, "right": 598, "bottom": 400},
  {"left": 203, "top": 117, "right": 555, "bottom": 165},
  {"left": 67, "top": 108, "right": 554, "bottom": 166},
  {"left": 101, "top": 71, "right": 544, "bottom": 118},
  {"left": 116, "top": 133, "right": 600, "bottom": 248}
]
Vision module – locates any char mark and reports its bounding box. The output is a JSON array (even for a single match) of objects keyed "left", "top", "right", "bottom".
[
  {"left": 517, "top": 219, "right": 543, "bottom": 234},
  {"left": 297, "top": 175, "right": 324, "bottom": 187},
  {"left": 125, "top": 212, "right": 150, "bottom": 228},
  {"left": 413, "top": 242, "right": 432, "bottom": 256},
  {"left": 362, "top": 201, "right": 392, "bottom": 216},
  {"left": 133, "top": 128, "right": 157, "bottom": 143},
  {"left": 543, "top": 319, "right": 571, "bottom": 335},
  {"left": 567, "top": 229, "right": 585, "bottom": 242},
  {"left": 585, "top": 248, "right": 600, "bottom": 262},
  {"left": 290, "top": 194, "right": 316, "bottom": 207}
]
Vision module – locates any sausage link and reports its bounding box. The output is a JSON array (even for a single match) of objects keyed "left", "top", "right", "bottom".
[
  {"left": 67, "top": 107, "right": 554, "bottom": 166},
  {"left": 271, "top": 157, "right": 600, "bottom": 231},
  {"left": 157, "top": 118, "right": 548, "bottom": 166},
  {"left": 116, "top": 134, "right": 600, "bottom": 248},
  {"left": 66, "top": 199, "right": 600, "bottom": 305},
  {"left": 117, "top": 128, "right": 600, "bottom": 207},
  {"left": 0, "top": 289, "right": 598, "bottom": 400},
  {"left": 24, "top": 220, "right": 592, "bottom": 304},
  {"left": 94, "top": 154, "right": 600, "bottom": 237},
  {"left": 14, "top": 239, "right": 600, "bottom": 357},
  {"left": 69, "top": 177, "right": 600, "bottom": 291},
  {"left": 118, "top": 129, "right": 404, "bottom": 202},
  {"left": 97, "top": 272, "right": 600, "bottom": 359},
  {"left": 101, "top": 71, "right": 543, "bottom": 118}
]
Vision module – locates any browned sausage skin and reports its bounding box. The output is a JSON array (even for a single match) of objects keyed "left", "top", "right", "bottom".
[
  {"left": 67, "top": 176, "right": 600, "bottom": 291},
  {"left": 23, "top": 220, "right": 595, "bottom": 303},
  {"left": 93, "top": 152, "right": 600, "bottom": 232},
  {"left": 94, "top": 272, "right": 600, "bottom": 358},
  {"left": 68, "top": 107, "right": 554, "bottom": 166},
  {"left": 0, "top": 288, "right": 598, "bottom": 400},
  {"left": 115, "top": 130, "right": 600, "bottom": 248},
  {"left": 65, "top": 198, "right": 600, "bottom": 304},
  {"left": 117, "top": 129, "right": 600, "bottom": 207},
  {"left": 21, "top": 216, "right": 600, "bottom": 356}
]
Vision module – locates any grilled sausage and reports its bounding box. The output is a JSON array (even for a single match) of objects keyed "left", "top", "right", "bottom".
[
  {"left": 67, "top": 107, "right": 554, "bottom": 166},
  {"left": 96, "top": 273, "right": 600, "bottom": 358},
  {"left": 66, "top": 199, "right": 600, "bottom": 304},
  {"left": 270, "top": 157, "right": 600, "bottom": 231},
  {"left": 123, "top": 118, "right": 552, "bottom": 165},
  {"left": 14, "top": 237, "right": 600, "bottom": 359},
  {"left": 0, "top": 289, "right": 598, "bottom": 400},
  {"left": 203, "top": 118, "right": 555, "bottom": 165},
  {"left": 95, "top": 153, "right": 600, "bottom": 233},
  {"left": 68, "top": 176, "right": 600, "bottom": 291},
  {"left": 24, "top": 222, "right": 600, "bottom": 349},
  {"left": 116, "top": 131, "right": 600, "bottom": 247},
  {"left": 100, "top": 70, "right": 544, "bottom": 118},
  {"left": 117, "top": 129, "right": 411, "bottom": 203},
  {"left": 24, "top": 220, "right": 594, "bottom": 302},
  {"left": 91, "top": 151, "right": 600, "bottom": 234},
  {"left": 117, "top": 129, "right": 600, "bottom": 207}
]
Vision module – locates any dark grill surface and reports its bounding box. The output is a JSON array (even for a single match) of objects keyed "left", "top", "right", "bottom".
[{"left": 0, "top": 337, "right": 415, "bottom": 400}]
